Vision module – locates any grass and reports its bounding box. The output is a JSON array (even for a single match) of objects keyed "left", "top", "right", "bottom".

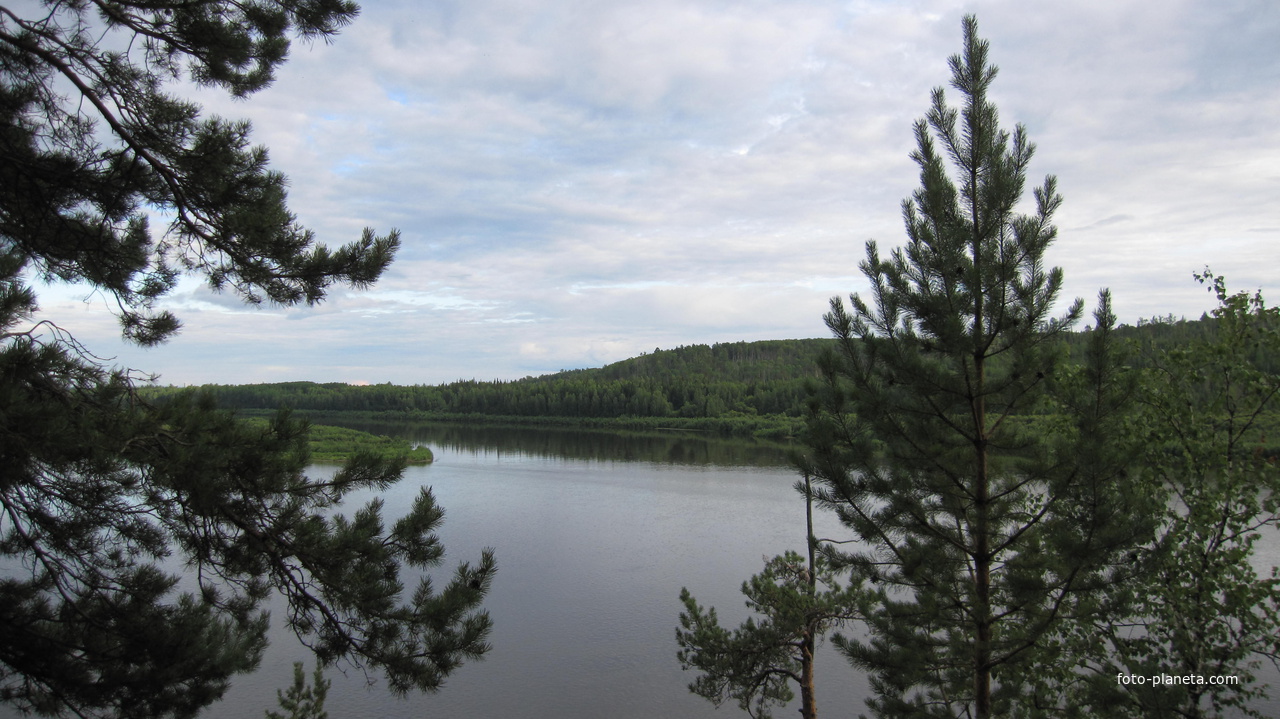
[
  {"left": 236, "top": 418, "right": 434, "bottom": 465},
  {"left": 305, "top": 423, "right": 433, "bottom": 465}
]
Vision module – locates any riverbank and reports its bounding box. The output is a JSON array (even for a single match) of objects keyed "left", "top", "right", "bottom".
[{"left": 236, "top": 408, "right": 803, "bottom": 441}]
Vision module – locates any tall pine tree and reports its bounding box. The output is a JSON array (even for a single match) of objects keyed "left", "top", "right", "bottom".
[{"left": 802, "top": 16, "right": 1152, "bottom": 718}]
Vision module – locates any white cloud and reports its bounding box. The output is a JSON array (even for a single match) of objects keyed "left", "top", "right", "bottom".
[{"left": 25, "top": 0, "right": 1279, "bottom": 384}]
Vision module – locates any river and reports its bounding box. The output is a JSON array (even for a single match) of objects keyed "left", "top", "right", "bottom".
[
  {"left": 207, "top": 423, "right": 866, "bottom": 718},
  {"left": 199, "top": 422, "right": 1280, "bottom": 718},
  {"left": 6, "top": 422, "right": 1275, "bottom": 718}
]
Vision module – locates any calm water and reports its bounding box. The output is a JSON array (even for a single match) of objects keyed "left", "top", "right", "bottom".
[
  {"left": 6, "top": 423, "right": 1275, "bottom": 718},
  {"left": 205, "top": 425, "right": 867, "bottom": 718}
]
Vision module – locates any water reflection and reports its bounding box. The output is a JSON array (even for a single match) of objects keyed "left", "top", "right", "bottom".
[
  {"left": 192, "top": 424, "right": 848, "bottom": 719},
  {"left": 9, "top": 421, "right": 1269, "bottom": 719},
  {"left": 314, "top": 418, "right": 797, "bottom": 467}
]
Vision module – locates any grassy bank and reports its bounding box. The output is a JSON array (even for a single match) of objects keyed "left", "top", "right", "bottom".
[
  {"left": 240, "top": 416, "right": 433, "bottom": 465},
  {"left": 305, "top": 423, "right": 434, "bottom": 465}
]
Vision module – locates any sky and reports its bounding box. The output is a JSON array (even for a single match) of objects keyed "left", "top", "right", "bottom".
[{"left": 31, "top": 0, "right": 1280, "bottom": 386}]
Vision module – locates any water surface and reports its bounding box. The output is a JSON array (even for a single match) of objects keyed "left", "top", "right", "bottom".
[
  {"left": 7, "top": 422, "right": 1274, "bottom": 718},
  {"left": 208, "top": 425, "right": 864, "bottom": 718}
]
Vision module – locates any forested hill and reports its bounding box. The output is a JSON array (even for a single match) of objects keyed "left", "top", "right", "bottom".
[
  {"left": 536, "top": 338, "right": 830, "bottom": 384},
  {"left": 153, "top": 321, "right": 1226, "bottom": 438},
  {"left": 154, "top": 339, "right": 833, "bottom": 436}
]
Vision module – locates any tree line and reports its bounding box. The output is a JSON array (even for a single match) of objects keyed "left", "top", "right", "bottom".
[
  {"left": 145, "top": 320, "right": 1260, "bottom": 439},
  {"left": 147, "top": 339, "right": 827, "bottom": 422}
]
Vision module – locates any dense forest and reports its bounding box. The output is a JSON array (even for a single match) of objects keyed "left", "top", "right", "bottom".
[
  {"left": 148, "top": 318, "right": 1240, "bottom": 439},
  {"left": 149, "top": 339, "right": 829, "bottom": 437}
]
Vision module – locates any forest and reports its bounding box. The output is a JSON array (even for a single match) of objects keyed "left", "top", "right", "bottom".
[
  {"left": 144, "top": 317, "right": 1264, "bottom": 443},
  {"left": 146, "top": 339, "right": 829, "bottom": 438}
]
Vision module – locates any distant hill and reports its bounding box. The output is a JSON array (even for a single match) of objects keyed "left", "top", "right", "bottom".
[
  {"left": 532, "top": 338, "right": 831, "bottom": 384},
  {"left": 148, "top": 319, "right": 1229, "bottom": 439},
  {"left": 144, "top": 339, "right": 831, "bottom": 438}
]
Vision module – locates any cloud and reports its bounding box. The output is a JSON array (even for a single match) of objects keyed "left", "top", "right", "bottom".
[{"left": 24, "top": 0, "right": 1279, "bottom": 384}]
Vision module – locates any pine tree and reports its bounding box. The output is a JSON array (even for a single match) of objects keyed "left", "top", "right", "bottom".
[
  {"left": 803, "top": 16, "right": 1152, "bottom": 718},
  {"left": 0, "top": 4, "right": 493, "bottom": 717},
  {"left": 266, "top": 661, "right": 331, "bottom": 719},
  {"left": 677, "top": 474, "right": 858, "bottom": 719}
]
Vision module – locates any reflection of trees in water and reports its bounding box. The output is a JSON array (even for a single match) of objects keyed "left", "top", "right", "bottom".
[{"left": 314, "top": 419, "right": 793, "bottom": 467}]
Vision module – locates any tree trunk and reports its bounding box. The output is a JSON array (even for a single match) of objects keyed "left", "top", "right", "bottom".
[
  {"left": 974, "top": 350, "right": 993, "bottom": 719},
  {"left": 800, "top": 632, "right": 817, "bottom": 719},
  {"left": 800, "top": 472, "right": 818, "bottom": 719}
]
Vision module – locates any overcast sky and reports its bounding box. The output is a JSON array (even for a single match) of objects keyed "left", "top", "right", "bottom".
[{"left": 34, "top": 0, "right": 1280, "bottom": 386}]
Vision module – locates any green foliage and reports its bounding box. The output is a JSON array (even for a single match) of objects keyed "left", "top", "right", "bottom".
[
  {"left": 0, "top": 347, "right": 496, "bottom": 717},
  {"left": 0, "top": 3, "right": 491, "bottom": 717},
  {"left": 142, "top": 339, "right": 831, "bottom": 426},
  {"left": 0, "top": 0, "right": 398, "bottom": 345},
  {"left": 265, "top": 661, "right": 330, "bottom": 719},
  {"left": 246, "top": 419, "right": 434, "bottom": 465},
  {"left": 1074, "top": 272, "right": 1280, "bottom": 719},
  {"left": 677, "top": 470, "right": 862, "bottom": 719},
  {"left": 144, "top": 323, "right": 1272, "bottom": 447},
  {"left": 801, "top": 17, "right": 1151, "bottom": 718},
  {"left": 677, "top": 550, "right": 859, "bottom": 719}
]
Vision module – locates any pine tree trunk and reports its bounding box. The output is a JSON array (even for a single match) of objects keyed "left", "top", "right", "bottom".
[
  {"left": 974, "top": 374, "right": 992, "bottom": 719},
  {"left": 970, "top": 117, "right": 993, "bottom": 719},
  {"left": 800, "top": 473, "right": 818, "bottom": 719},
  {"left": 800, "top": 632, "right": 817, "bottom": 719},
  {"left": 975, "top": 449, "right": 992, "bottom": 719}
]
